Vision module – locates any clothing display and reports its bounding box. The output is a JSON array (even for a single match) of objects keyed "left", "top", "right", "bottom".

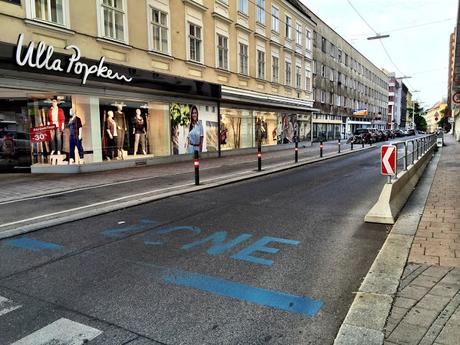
[
  {"left": 114, "top": 110, "right": 127, "bottom": 156},
  {"left": 69, "top": 116, "right": 84, "bottom": 161},
  {"left": 48, "top": 106, "right": 65, "bottom": 153},
  {"left": 133, "top": 115, "right": 147, "bottom": 155},
  {"left": 187, "top": 120, "right": 203, "bottom": 154},
  {"left": 106, "top": 116, "right": 117, "bottom": 159}
]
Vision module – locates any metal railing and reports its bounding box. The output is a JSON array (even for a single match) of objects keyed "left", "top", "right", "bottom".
[{"left": 390, "top": 134, "right": 437, "bottom": 181}]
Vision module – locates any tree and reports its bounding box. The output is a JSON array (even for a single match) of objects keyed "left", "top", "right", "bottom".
[
  {"left": 437, "top": 108, "right": 452, "bottom": 132},
  {"left": 412, "top": 102, "right": 427, "bottom": 132}
]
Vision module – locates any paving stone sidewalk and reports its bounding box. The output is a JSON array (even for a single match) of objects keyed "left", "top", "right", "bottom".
[{"left": 384, "top": 136, "right": 460, "bottom": 345}]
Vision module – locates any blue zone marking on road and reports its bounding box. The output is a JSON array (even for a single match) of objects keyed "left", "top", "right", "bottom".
[
  {"left": 162, "top": 268, "right": 323, "bottom": 317},
  {"left": 5, "top": 237, "right": 63, "bottom": 251},
  {"left": 102, "top": 219, "right": 160, "bottom": 238}
]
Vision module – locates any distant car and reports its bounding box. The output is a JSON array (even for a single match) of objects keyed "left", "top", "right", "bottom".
[
  {"left": 406, "top": 129, "right": 416, "bottom": 136},
  {"left": 0, "top": 120, "right": 31, "bottom": 171}
]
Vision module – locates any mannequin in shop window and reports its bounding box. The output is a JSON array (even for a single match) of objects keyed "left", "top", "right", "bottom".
[
  {"left": 106, "top": 110, "right": 117, "bottom": 160},
  {"left": 114, "top": 103, "right": 127, "bottom": 159},
  {"left": 48, "top": 98, "right": 65, "bottom": 155},
  {"left": 133, "top": 109, "right": 147, "bottom": 156},
  {"left": 187, "top": 105, "right": 203, "bottom": 154},
  {"left": 69, "top": 108, "right": 84, "bottom": 164}
]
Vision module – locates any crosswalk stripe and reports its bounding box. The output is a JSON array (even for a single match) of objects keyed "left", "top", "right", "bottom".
[
  {"left": 11, "top": 318, "right": 103, "bottom": 345},
  {"left": 0, "top": 296, "right": 22, "bottom": 316}
]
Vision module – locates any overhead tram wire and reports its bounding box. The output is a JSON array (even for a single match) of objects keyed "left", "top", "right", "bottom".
[{"left": 345, "top": 0, "right": 416, "bottom": 90}]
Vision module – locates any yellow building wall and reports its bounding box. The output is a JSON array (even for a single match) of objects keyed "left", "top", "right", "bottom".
[{"left": 0, "top": 0, "right": 314, "bottom": 104}]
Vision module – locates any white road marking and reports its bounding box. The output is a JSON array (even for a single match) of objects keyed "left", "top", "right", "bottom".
[
  {"left": 0, "top": 296, "right": 22, "bottom": 316},
  {"left": 11, "top": 318, "right": 102, "bottom": 345}
]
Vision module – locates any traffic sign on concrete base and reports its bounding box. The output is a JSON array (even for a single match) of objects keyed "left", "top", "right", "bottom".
[{"left": 381, "top": 145, "right": 397, "bottom": 176}]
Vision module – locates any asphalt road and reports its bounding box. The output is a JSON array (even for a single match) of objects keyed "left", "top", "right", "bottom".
[{"left": 0, "top": 147, "right": 390, "bottom": 345}]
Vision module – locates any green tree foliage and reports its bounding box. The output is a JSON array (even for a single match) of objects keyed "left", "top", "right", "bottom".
[
  {"left": 437, "top": 108, "right": 452, "bottom": 132},
  {"left": 412, "top": 102, "right": 427, "bottom": 132}
]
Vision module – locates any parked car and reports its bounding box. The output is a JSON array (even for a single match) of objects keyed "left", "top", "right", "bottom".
[
  {"left": 0, "top": 120, "right": 31, "bottom": 171},
  {"left": 406, "top": 129, "right": 416, "bottom": 136}
]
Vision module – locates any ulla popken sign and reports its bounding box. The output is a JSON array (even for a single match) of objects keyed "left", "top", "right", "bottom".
[{"left": 15, "top": 33, "right": 133, "bottom": 85}]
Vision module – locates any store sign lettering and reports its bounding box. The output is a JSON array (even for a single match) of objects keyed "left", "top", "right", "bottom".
[{"left": 15, "top": 33, "right": 133, "bottom": 85}]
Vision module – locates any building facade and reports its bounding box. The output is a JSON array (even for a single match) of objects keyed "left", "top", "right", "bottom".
[
  {"left": 424, "top": 102, "right": 447, "bottom": 133},
  {"left": 304, "top": 9, "right": 389, "bottom": 140},
  {"left": 0, "top": 0, "right": 316, "bottom": 173},
  {"left": 449, "top": 2, "right": 460, "bottom": 141},
  {"left": 388, "top": 75, "right": 400, "bottom": 129}
]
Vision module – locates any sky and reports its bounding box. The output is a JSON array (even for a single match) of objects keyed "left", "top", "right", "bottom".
[{"left": 304, "top": 0, "right": 458, "bottom": 109}]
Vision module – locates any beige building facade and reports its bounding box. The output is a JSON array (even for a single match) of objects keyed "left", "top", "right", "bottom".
[{"left": 0, "top": 0, "right": 316, "bottom": 173}]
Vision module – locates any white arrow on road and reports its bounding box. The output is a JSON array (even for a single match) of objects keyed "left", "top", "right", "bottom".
[{"left": 382, "top": 146, "right": 395, "bottom": 175}]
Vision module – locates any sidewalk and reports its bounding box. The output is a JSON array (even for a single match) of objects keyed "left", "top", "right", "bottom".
[
  {"left": 0, "top": 140, "right": 351, "bottom": 203},
  {"left": 383, "top": 135, "right": 460, "bottom": 345}
]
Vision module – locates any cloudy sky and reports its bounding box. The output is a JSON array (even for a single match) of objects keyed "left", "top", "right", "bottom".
[{"left": 304, "top": 0, "right": 458, "bottom": 109}]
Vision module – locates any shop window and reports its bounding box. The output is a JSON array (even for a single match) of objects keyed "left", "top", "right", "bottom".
[
  {"left": 217, "top": 34, "right": 229, "bottom": 70},
  {"left": 98, "top": 0, "right": 128, "bottom": 42},
  {"left": 220, "top": 108, "right": 253, "bottom": 150},
  {"left": 189, "top": 23, "right": 202, "bottom": 63},
  {"left": 150, "top": 6, "right": 169, "bottom": 54},
  {"left": 169, "top": 103, "right": 218, "bottom": 155},
  {"left": 26, "top": 0, "right": 69, "bottom": 27},
  {"left": 0, "top": 95, "right": 30, "bottom": 172},
  {"left": 255, "top": 111, "right": 277, "bottom": 146}
]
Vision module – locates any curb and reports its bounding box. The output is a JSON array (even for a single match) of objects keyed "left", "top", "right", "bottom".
[
  {"left": 333, "top": 149, "right": 442, "bottom": 345},
  {"left": 1, "top": 146, "right": 374, "bottom": 240}
]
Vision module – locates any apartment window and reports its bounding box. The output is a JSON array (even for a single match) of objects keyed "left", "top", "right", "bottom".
[
  {"left": 320, "top": 90, "right": 326, "bottom": 103},
  {"left": 321, "top": 37, "right": 327, "bottom": 53},
  {"left": 330, "top": 43, "right": 335, "bottom": 58},
  {"left": 189, "top": 23, "right": 202, "bottom": 62},
  {"left": 272, "top": 56, "right": 279, "bottom": 83},
  {"left": 337, "top": 48, "right": 342, "bottom": 62},
  {"left": 285, "top": 61, "right": 291, "bottom": 85},
  {"left": 238, "top": 0, "right": 248, "bottom": 14},
  {"left": 296, "top": 23, "right": 302, "bottom": 46},
  {"left": 313, "top": 31, "right": 317, "bottom": 47},
  {"left": 271, "top": 6, "right": 279, "bottom": 32},
  {"left": 329, "top": 68, "right": 334, "bottom": 82},
  {"left": 256, "top": 0, "right": 265, "bottom": 24},
  {"left": 29, "top": 0, "right": 67, "bottom": 26},
  {"left": 320, "top": 64, "right": 326, "bottom": 78},
  {"left": 296, "top": 65, "right": 302, "bottom": 89},
  {"left": 306, "top": 30, "right": 312, "bottom": 51},
  {"left": 285, "top": 16, "right": 292, "bottom": 40},
  {"left": 150, "top": 7, "right": 168, "bottom": 53},
  {"left": 239, "top": 43, "right": 248, "bottom": 75},
  {"left": 217, "top": 34, "right": 228, "bottom": 70},
  {"left": 257, "top": 50, "right": 265, "bottom": 79},
  {"left": 100, "top": 0, "right": 127, "bottom": 42},
  {"left": 345, "top": 53, "right": 349, "bottom": 66},
  {"left": 336, "top": 94, "right": 341, "bottom": 106},
  {"left": 305, "top": 67, "right": 311, "bottom": 91}
]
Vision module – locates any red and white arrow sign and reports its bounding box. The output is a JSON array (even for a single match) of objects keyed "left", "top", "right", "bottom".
[{"left": 381, "top": 145, "right": 397, "bottom": 176}]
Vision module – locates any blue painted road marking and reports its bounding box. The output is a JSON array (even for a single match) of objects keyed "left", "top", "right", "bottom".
[
  {"left": 102, "top": 219, "right": 160, "bottom": 238},
  {"left": 181, "top": 231, "right": 253, "bottom": 255},
  {"left": 144, "top": 226, "right": 202, "bottom": 246},
  {"left": 162, "top": 267, "right": 323, "bottom": 317},
  {"left": 6, "top": 237, "right": 63, "bottom": 252},
  {"left": 232, "top": 236, "right": 300, "bottom": 266}
]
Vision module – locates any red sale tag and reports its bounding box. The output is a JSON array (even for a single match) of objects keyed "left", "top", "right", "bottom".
[{"left": 29, "top": 125, "right": 55, "bottom": 143}]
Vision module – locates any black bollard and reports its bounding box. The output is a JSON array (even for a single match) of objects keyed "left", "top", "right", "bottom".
[
  {"left": 320, "top": 141, "right": 323, "bottom": 157},
  {"left": 338, "top": 138, "right": 341, "bottom": 153},
  {"left": 194, "top": 150, "right": 199, "bottom": 185},
  {"left": 257, "top": 142, "right": 262, "bottom": 171},
  {"left": 362, "top": 140, "right": 364, "bottom": 148},
  {"left": 351, "top": 141, "right": 354, "bottom": 150},
  {"left": 295, "top": 141, "right": 298, "bottom": 163}
]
